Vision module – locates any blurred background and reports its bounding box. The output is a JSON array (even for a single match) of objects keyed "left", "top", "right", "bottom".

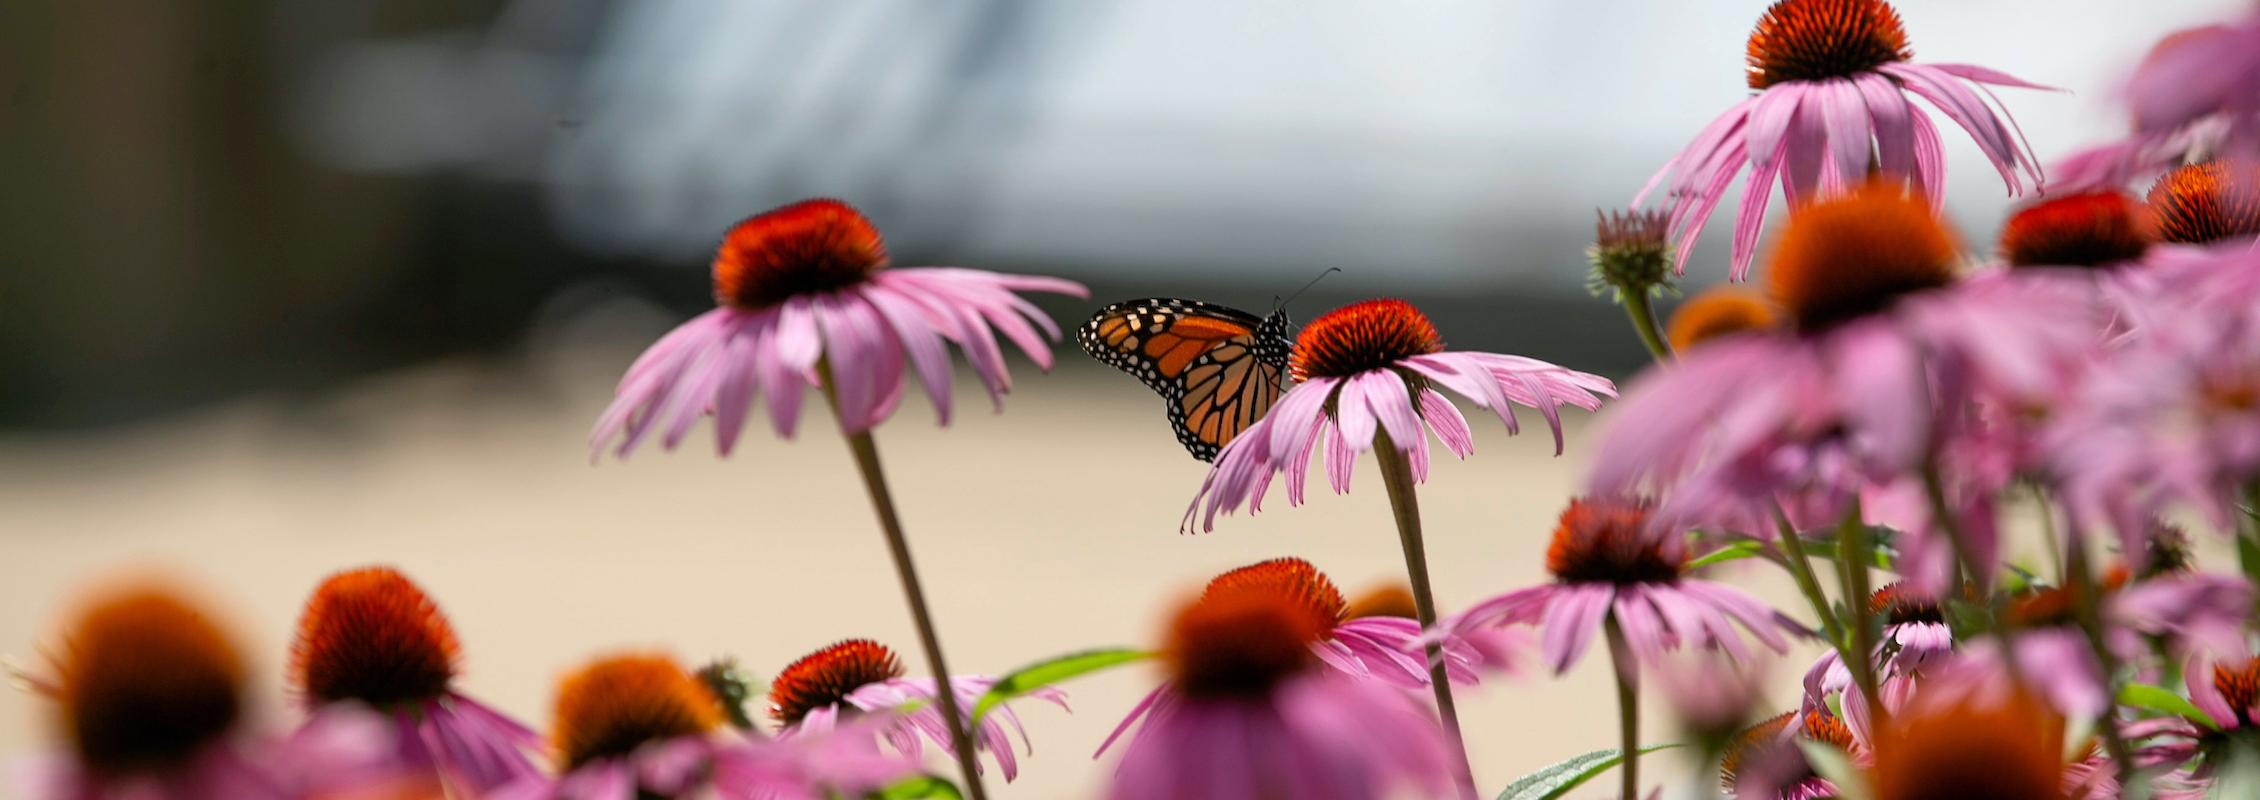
[{"left": 1, "top": 0, "right": 2246, "bottom": 796}]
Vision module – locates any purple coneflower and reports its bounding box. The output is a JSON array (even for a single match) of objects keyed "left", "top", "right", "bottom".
[
  {"left": 288, "top": 566, "right": 540, "bottom": 795},
  {"left": 1719, "top": 708, "right": 1861, "bottom": 800},
  {"left": 1187, "top": 297, "right": 1613, "bottom": 534},
  {"left": 17, "top": 582, "right": 386, "bottom": 800},
  {"left": 1447, "top": 496, "right": 1797, "bottom": 673},
  {"left": 766, "top": 639, "right": 1063, "bottom": 782},
  {"left": 1802, "top": 583, "right": 1953, "bottom": 712},
  {"left": 1447, "top": 496, "right": 1799, "bottom": 800},
  {"left": 1201, "top": 558, "right": 1491, "bottom": 687},
  {"left": 491, "top": 652, "right": 911, "bottom": 800},
  {"left": 588, "top": 199, "right": 1086, "bottom": 799},
  {"left": 1639, "top": 0, "right": 2049, "bottom": 279},
  {"left": 2115, "top": 17, "right": 2260, "bottom": 180},
  {"left": 1866, "top": 686, "right": 2086, "bottom": 800},
  {"left": 1096, "top": 591, "right": 1455, "bottom": 800},
  {"left": 590, "top": 198, "right": 1086, "bottom": 454}
]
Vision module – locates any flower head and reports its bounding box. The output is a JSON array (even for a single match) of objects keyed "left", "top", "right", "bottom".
[
  {"left": 1196, "top": 558, "right": 1489, "bottom": 687},
  {"left": 1639, "top": 0, "right": 2047, "bottom": 279},
  {"left": 1588, "top": 208, "right": 1675, "bottom": 300},
  {"left": 1187, "top": 298, "right": 1612, "bottom": 531},
  {"left": 1766, "top": 183, "right": 1958, "bottom": 332},
  {"left": 767, "top": 639, "right": 1063, "bottom": 782},
  {"left": 591, "top": 198, "right": 1087, "bottom": 456},
  {"left": 1448, "top": 496, "right": 1798, "bottom": 672},
  {"left": 1868, "top": 689, "right": 2065, "bottom": 800},
  {"left": 713, "top": 200, "right": 888, "bottom": 310},
  {"left": 2000, "top": 190, "right": 2156, "bottom": 269},
  {"left": 291, "top": 566, "right": 460, "bottom": 709},
  {"left": 553, "top": 653, "right": 723, "bottom": 773},
  {"left": 288, "top": 566, "right": 541, "bottom": 793},
  {"left": 1288, "top": 299, "right": 1444, "bottom": 382},
  {"left": 1667, "top": 287, "right": 1779, "bottom": 353},
  {"left": 2148, "top": 161, "right": 2260, "bottom": 246},
  {"left": 1745, "top": 0, "right": 1911, "bottom": 89},
  {"left": 56, "top": 587, "right": 244, "bottom": 777},
  {"left": 1720, "top": 708, "right": 1859, "bottom": 800},
  {"left": 1098, "top": 592, "right": 1454, "bottom": 800}
]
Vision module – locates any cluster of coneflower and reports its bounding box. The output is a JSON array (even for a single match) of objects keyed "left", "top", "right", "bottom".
[{"left": 20, "top": 0, "right": 2260, "bottom": 798}]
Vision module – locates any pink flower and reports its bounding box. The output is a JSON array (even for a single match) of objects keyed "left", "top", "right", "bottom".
[
  {"left": 489, "top": 652, "right": 914, "bottom": 800},
  {"left": 16, "top": 582, "right": 390, "bottom": 800},
  {"left": 1444, "top": 496, "right": 1799, "bottom": 674},
  {"left": 2101, "top": 16, "right": 2260, "bottom": 186},
  {"left": 1096, "top": 591, "right": 1455, "bottom": 800},
  {"left": 1801, "top": 583, "right": 1954, "bottom": 712},
  {"left": 2048, "top": 286, "right": 2260, "bottom": 543},
  {"left": 1638, "top": 0, "right": 2049, "bottom": 279},
  {"left": 1719, "top": 708, "right": 1861, "bottom": 800},
  {"left": 1594, "top": 185, "right": 2088, "bottom": 572},
  {"left": 287, "top": 566, "right": 541, "bottom": 794},
  {"left": 1200, "top": 558, "right": 1498, "bottom": 687},
  {"left": 1184, "top": 298, "right": 1612, "bottom": 531},
  {"left": 590, "top": 199, "right": 1087, "bottom": 458},
  {"left": 765, "top": 639, "right": 1064, "bottom": 782}
]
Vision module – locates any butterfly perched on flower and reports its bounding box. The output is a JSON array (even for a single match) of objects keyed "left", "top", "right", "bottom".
[{"left": 1079, "top": 298, "right": 1293, "bottom": 462}]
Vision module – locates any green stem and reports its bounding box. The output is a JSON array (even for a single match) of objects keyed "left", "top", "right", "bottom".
[
  {"left": 1769, "top": 506, "right": 1845, "bottom": 647},
  {"left": 2239, "top": 484, "right": 2260, "bottom": 616},
  {"left": 1834, "top": 504, "right": 1883, "bottom": 727},
  {"left": 1620, "top": 291, "right": 1674, "bottom": 364},
  {"left": 2032, "top": 484, "right": 2063, "bottom": 585},
  {"left": 1920, "top": 466, "right": 1988, "bottom": 611},
  {"left": 824, "top": 373, "right": 988, "bottom": 800},
  {"left": 2065, "top": 531, "right": 2138, "bottom": 794},
  {"left": 1604, "top": 614, "right": 1641, "bottom": 800},
  {"left": 1372, "top": 435, "right": 1477, "bottom": 800}
]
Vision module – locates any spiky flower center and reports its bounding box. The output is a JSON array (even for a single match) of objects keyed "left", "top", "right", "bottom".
[
  {"left": 1718, "top": 709, "right": 1855, "bottom": 793},
  {"left": 1666, "top": 287, "right": 1780, "bottom": 353},
  {"left": 1867, "top": 582, "right": 1944, "bottom": 626},
  {"left": 552, "top": 654, "right": 722, "bottom": 771},
  {"left": 290, "top": 566, "right": 461, "bottom": 709},
  {"left": 1999, "top": 190, "right": 2155, "bottom": 269},
  {"left": 767, "top": 639, "right": 905, "bottom": 725},
  {"left": 1588, "top": 208, "right": 1673, "bottom": 298},
  {"left": 1344, "top": 583, "right": 1420, "bottom": 620},
  {"left": 2005, "top": 586, "right": 2079, "bottom": 629},
  {"left": 1200, "top": 558, "right": 1348, "bottom": 637},
  {"left": 2215, "top": 661, "right": 2260, "bottom": 727},
  {"left": 1167, "top": 592, "right": 1321, "bottom": 700},
  {"left": 58, "top": 587, "right": 244, "bottom": 776},
  {"left": 1545, "top": 496, "right": 1684, "bottom": 585},
  {"left": 1872, "top": 694, "right": 2063, "bottom": 800},
  {"left": 1289, "top": 299, "right": 1444, "bottom": 382},
  {"left": 712, "top": 199, "right": 888, "bottom": 309},
  {"left": 1746, "top": 0, "right": 1913, "bottom": 89},
  {"left": 2148, "top": 162, "right": 2260, "bottom": 245},
  {"left": 1765, "top": 183, "right": 1958, "bottom": 332}
]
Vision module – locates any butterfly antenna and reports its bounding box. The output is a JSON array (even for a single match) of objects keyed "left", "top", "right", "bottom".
[{"left": 1276, "top": 267, "right": 1342, "bottom": 312}]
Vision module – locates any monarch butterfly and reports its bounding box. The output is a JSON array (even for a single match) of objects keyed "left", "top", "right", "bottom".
[{"left": 1078, "top": 298, "right": 1293, "bottom": 462}]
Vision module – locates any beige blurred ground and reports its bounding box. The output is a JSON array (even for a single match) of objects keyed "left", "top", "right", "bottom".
[{"left": 0, "top": 341, "right": 1838, "bottom": 798}]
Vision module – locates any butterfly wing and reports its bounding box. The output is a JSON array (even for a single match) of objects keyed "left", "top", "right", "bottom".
[{"left": 1079, "top": 298, "right": 1292, "bottom": 462}]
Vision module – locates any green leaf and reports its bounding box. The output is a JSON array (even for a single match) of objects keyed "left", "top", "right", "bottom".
[
  {"left": 969, "top": 648, "right": 1150, "bottom": 725},
  {"left": 2120, "top": 682, "right": 2218, "bottom": 730},
  {"left": 1494, "top": 744, "right": 1680, "bottom": 800},
  {"left": 1688, "top": 527, "right": 1898, "bottom": 571},
  {"left": 875, "top": 776, "right": 963, "bottom": 799},
  {"left": 1689, "top": 539, "right": 1771, "bottom": 569},
  {"left": 1795, "top": 739, "right": 1871, "bottom": 800}
]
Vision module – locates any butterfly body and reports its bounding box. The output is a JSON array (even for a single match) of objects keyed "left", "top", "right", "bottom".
[{"left": 1079, "top": 298, "right": 1293, "bottom": 461}]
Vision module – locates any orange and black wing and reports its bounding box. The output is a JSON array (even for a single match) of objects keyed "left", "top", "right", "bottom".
[{"left": 1079, "top": 298, "right": 1292, "bottom": 461}]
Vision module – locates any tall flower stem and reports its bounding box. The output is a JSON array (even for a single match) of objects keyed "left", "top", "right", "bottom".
[
  {"left": 1620, "top": 292, "right": 1674, "bottom": 364},
  {"left": 1603, "top": 613, "right": 1641, "bottom": 800},
  {"left": 1372, "top": 434, "right": 1477, "bottom": 800},
  {"left": 823, "top": 372, "right": 988, "bottom": 800},
  {"left": 2238, "top": 484, "right": 2260, "bottom": 614},
  {"left": 1919, "top": 466, "right": 1985, "bottom": 597},
  {"left": 1834, "top": 504, "right": 1883, "bottom": 726},
  {"left": 2064, "top": 529, "right": 2137, "bottom": 792},
  {"left": 1769, "top": 506, "right": 1846, "bottom": 647}
]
